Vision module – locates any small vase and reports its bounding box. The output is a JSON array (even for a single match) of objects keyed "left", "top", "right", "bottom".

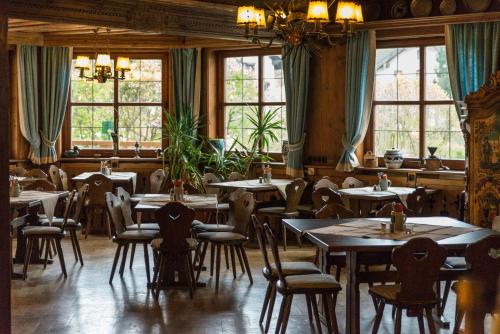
[
  {"left": 384, "top": 148, "right": 404, "bottom": 169},
  {"left": 281, "top": 140, "right": 289, "bottom": 164},
  {"left": 173, "top": 180, "right": 184, "bottom": 201}
]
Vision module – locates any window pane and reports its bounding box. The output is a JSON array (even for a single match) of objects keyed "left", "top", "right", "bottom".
[
  {"left": 425, "top": 46, "right": 448, "bottom": 73},
  {"left": 263, "top": 55, "right": 283, "bottom": 79},
  {"left": 242, "top": 80, "right": 258, "bottom": 102},
  {"left": 425, "top": 105, "right": 464, "bottom": 159},
  {"left": 71, "top": 59, "right": 114, "bottom": 103},
  {"left": 263, "top": 105, "right": 287, "bottom": 152},
  {"left": 225, "top": 79, "right": 243, "bottom": 103},
  {"left": 397, "top": 74, "right": 419, "bottom": 101},
  {"left": 119, "top": 59, "right": 162, "bottom": 103},
  {"left": 70, "top": 106, "right": 114, "bottom": 149},
  {"left": 225, "top": 56, "right": 259, "bottom": 103},
  {"left": 118, "top": 106, "right": 162, "bottom": 149},
  {"left": 425, "top": 46, "right": 451, "bottom": 101},
  {"left": 225, "top": 106, "right": 243, "bottom": 150},
  {"left": 242, "top": 56, "right": 258, "bottom": 79}
]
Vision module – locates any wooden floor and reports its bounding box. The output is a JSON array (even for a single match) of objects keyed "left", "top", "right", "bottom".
[{"left": 11, "top": 235, "right": 492, "bottom": 334}]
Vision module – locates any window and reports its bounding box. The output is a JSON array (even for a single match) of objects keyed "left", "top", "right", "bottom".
[
  {"left": 373, "top": 45, "right": 464, "bottom": 160},
  {"left": 223, "top": 52, "right": 287, "bottom": 152},
  {"left": 69, "top": 57, "right": 164, "bottom": 151}
]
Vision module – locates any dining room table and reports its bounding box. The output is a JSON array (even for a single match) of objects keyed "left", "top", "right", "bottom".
[
  {"left": 10, "top": 176, "right": 48, "bottom": 187},
  {"left": 337, "top": 186, "right": 439, "bottom": 217},
  {"left": 206, "top": 178, "right": 292, "bottom": 197},
  {"left": 282, "top": 216, "right": 498, "bottom": 334},
  {"left": 9, "top": 190, "right": 69, "bottom": 278},
  {"left": 71, "top": 171, "right": 137, "bottom": 194}
]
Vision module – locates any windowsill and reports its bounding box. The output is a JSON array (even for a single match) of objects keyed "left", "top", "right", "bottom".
[
  {"left": 60, "top": 157, "right": 162, "bottom": 163},
  {"left": 355, "top": 166, "right": 465, "bottom": 177}
]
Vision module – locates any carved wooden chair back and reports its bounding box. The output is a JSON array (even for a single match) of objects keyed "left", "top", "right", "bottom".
[
  {"left": 263, "top": 223, "right": 286, "bottom": 283},
  {"left": 312, "top": 187, "right": 343, "bottom": 210},
  {"left": 26, "top": 168, "right": 48, "bottom": 179},
  {"left": 149, "top": 169, "right": 166, "bottom": 194},
  {"left": 155, "top": 202, "right": 195, "bottom": 252},
  {"left": 60, "top": 190, "right": 77, "bottom": 230},
  {"left": 105, "top": 192, "right": 126, "bottom": 235},
  {"left": 284, "top": 178, "right": 306, "bottom": 213},
  {"left": 251, "top": 215, "right": 272, "bottom": 274},
  {"left": 116, "top": 187, "right": 135, "bottom": 227},
  {"left": 227, "top": 191, "right": 255, "bottom": 236},
  {"left": 465, "top": 235, "right": 500, "bottom": 298},
  {"left": 406, "top": 187, "right": 429, "bottom": 216},
  {"left": 375, "top": 202, "right": 414, "bottom": 218},
  {"left": 314, "top": 176, "right": 339, "bottom": 191},
  {"left": 342, "top": 177, "right": 364, "bottom": 189},
  {"left": 23, "top": 179, "right": 56, "bottom": 191},
  {"left": 58, "top": 169, "right": 69, "bottom": 191},
  {"left": 73, "top": 184, "right": 89, "bottom": 222},
  {"left": 86, "top": 174, "right": 113, "bottom": 207},
  {"left": 392, "top": 238, "right": 447, "bottom": 303},
  {"left": 493, "top": 216, "right": 500, "bottom": 232},
  {"left": 315, "top": 201, "right": 355, "bottom": 219},
  {"left": 228, "top": 171, "right": 245, "bottom": 181},
  {"left": 10, "top": 166, "right": 27, "bottom": 177},
  {"left": 202, "top": 172, "right": 221, "bottom": 195},
  {"left": 49, "top": 165, "right": 63, "bottom": 190}
]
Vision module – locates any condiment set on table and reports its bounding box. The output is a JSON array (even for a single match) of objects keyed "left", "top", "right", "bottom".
[
  {"left": 374, "top": 172, "right": 391, "bottom": 191},
  {"left": 379, "top": 202, "right": 412, "bottom": 234},
  {"left": 259, "top": 165, "right": 273, "bottom": 183},
  {"left": 100, "top": 161, "right": 112, "bottom": 175},
  {"left": 9, "top": 177, "right": 22, "bottom": 197}
]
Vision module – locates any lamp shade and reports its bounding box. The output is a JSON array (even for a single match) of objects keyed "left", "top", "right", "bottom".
[
  {"left": 75, "top": 56, "right": 90, "bottom": 70},
  {"left": 307, "top": 1, "right": 330, "bottom": 22},
  {"left": 237, "top": 6, "right": 256, "bottom": 25},
  {"left": 116, "top": 57, "right": 131, "bottom": 71},
  {"left": 355, "top": 3, "right": 364, "bottom": 23},
  {"left": 254, "top": 8, "right": 267, "bottom": 28},
  {"left": 335, "top": 1, "right": 357, "bottom": 22},
  {"left": 95, "top": 53, "right": 111, "bottom": 68}
]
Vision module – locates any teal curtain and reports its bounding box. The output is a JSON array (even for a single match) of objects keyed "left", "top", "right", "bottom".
[
  {"left": 445, "top": 22, "right": 500, "bottom": 117},
  {"left": 283, "top": 44, "right": 310, "bottom": 178},
  {"left": 336, "top": 31, "right": 376, "bottom": 172},
  {"left": 40, "top": 46, "right": 72, "bottom": 164},
  {"left": 17, "top": 45, "right": 41, "bottom": 164},
  {"left": 170, "top": 48, "right": 199, "bottom": 118}
]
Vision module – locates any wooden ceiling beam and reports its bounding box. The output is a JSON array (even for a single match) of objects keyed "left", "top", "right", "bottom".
[{"left": 8, "top": 31, "right": 44, "bottom": 45}]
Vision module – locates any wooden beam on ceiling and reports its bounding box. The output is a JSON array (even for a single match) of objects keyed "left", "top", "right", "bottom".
[
  {"left": 7, "top": 0, "right": 269, "bottom": 41},
  {"left": 8, "top": 32, "right": 44, "bottom": 45}
]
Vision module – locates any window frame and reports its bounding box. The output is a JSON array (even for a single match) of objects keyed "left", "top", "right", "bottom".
[
  {"left": 63, "top": 52, "right": 168, "bottom": 158},
  {"left": 217, "top": 48, "right": 286, "bottom": 157},
  {"left": 366, "top": 38, "right": 465, "bottom": 170}
]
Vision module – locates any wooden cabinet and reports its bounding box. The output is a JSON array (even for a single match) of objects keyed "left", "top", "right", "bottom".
[{"left": 464, "top": 71, "right": 500, "bottom": 227}]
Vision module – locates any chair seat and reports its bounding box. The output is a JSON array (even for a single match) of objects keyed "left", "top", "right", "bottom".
[
  {"left": 191, "top": 219, "right": 204, "bottom": 227},
  {"left": 117, "top": 230, "right": 158, "bottom": 240},
  {"left": 39, "top": 218, "right": 81, "bottom": 228},
  {"left": 258, "top": 206, "right": 299, "bottom": 217},
  {"left": 369, "top": 284, "right": 439, "bottom": 305},
  {"left": 193, "top": 224, "right": 234, "bottom": 233},
  {"left": 281, "top": 274, "right": 341, "bottom": 290},
  {"left": 265, "top": 261, "right": 321, "bottom": 277},
  {"left": 23, "top": 226, "right": 63, "bottom": 236},
  {"left": 196, "top": 231, "right": 246, "bottom": 242},
  {"left": 126, "top": 223, "right": 160, "bottom": 230},
  {"left": 444, "top": 257, "right": 467, "bottom": 269},
  {"left": 298, "top": 204, "right": 315, "bottom": 213},
  {"left": 152, "top": 237, "right": 198, "bottom": 250}
]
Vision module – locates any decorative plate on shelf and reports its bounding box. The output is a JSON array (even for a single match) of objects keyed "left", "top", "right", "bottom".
[
  {"left": 440, "top": 0, "right": 457, "bottom": 15},
  {"left": 410, "top": 0, "right": 433, "bottom": 17},
  {"left": 391, "top": 0, "right": 410, "bottom": 19},
  {"left": 462, "top": 0, "right": 492, "bottom": 12}
]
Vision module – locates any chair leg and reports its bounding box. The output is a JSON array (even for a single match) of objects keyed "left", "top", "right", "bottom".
[
  {"left": 425, "top": 306, "right": 437, "bottom": 334},
  {"left": 69, "top": 230, "right": 78, "bottom": 261},
  {"left": 105, "top": 214, "right": 112, "bottom": 240},
  {"left": 143, "top": 243, "right": 151, "bottom": 284},
  {"left": 322, "top": 293, "right": 333, "bottom": 334},
  {"left": 129, "top": 243, "right": 136, "bottom": 269},
  {"left": 23, "top": 238, "right": 35, "bottom": 280},
  {"left": 196, "top": 241, "right": 208, "bottom": 282},
  {"left": 215, "top": 244, "right": 222, "bottom": 292},
  {"left": 109, "top": 244, "right": 122, "bottom": 284},
  {"left": 417, "top": 309, "right": 425, "bottom": 334},
  {"left": 119, "top": 243, "right": 129, "bottom": 277},
  {"left": 187, "top": 252, "right": 196, "bottom": 291},
  {"left": 210, "top": 243, "right": 215, "bottom": 276},
  {"left": 282, "top": 222, "right": 287, "bottom": 251},
  {"left": 239, "top": 245, "right": 253, "bottom": 284},
  {"left": 260, "top": 282, "right": 273, "bottom": 325},
  {"left": 72, "top": 230, "right": 84, "bottom": 266},
  {"left": 43, "top": 238, "right": 50, "bottom": 269},
  {"left": 85, "top": 208, "right": 92, "bottom": 239},
  {"left": 154, "top": 254, "right": 166, "bottom": 300},
  {"left": 452, "top": 303, "right": 465, "bottom": 334},
  {"left": 394, "top": 306, "right": 403, "bottom": 334},
  {"left": 229, "top": 245, "right": 237, "bottom": 279},
  {"left": 185, "top": 254, "right": 194, "bottom": 299},
  {"left": 280, "top": 295, "right": 293, "bottom": 334},
  {"left": 296, "top": 233, "right": 302, "bottom": 248},
  {"left": 55, "top": 238, "right": 67, "bottom": 278},
  {"left": 335, "top": 266, "right": 341, "bottom": 282},
  {"left": 224, "top": 245, "right": 229, "bottom": 270},
  {"left": 236, "top": 244, "right": 246, "bottom": 274},
  {"left": 372, "top": 300, "right": 385, "bottom": 334},
  {"left": 305, "top": 294, "right": 314, "bottom": 326},
  {"left": 311, "top": 294, "right": 323, "bottom": 334},
  {"left": 329, "top": 293, "right": 340, "bottom": 334},
  {"left": 441, "top": 280, "right": 452, "bottom": 316},
  {"left": 275, "top": 294, "right": 286, "bottom": 334},
  {"left": 265, "top": 282, "right": 277, "bottom": 333}
]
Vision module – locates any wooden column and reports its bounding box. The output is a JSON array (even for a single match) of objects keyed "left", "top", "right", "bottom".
[{"left": 0, "top": 1, "right": 11, "bottom": 333}]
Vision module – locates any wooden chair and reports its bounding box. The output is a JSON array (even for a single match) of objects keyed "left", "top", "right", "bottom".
[
  {"left": 264, "top": 223, "right": 342, "bottom": 334},
  {"left": 22, "top": 190, "right": 76, "bottom": 280},
  {"left": 369, "top": 238, "right": 447, "bottom": 334},
  {"left": 312, "top": 187, "right": 344, "bottom": 210},
  {"left": 314, "top": 176, "right": 339, "bottom": 191},
  {"left": 26, "top": 168, "right": 48, "bottom": 179},
  {"left": 195, "top": 191, "right": 255, "bottom": 291},
  {"left": 315, "top": 201, "right": 355, "bottom": 220},
  {"left": 149, "top": 168, "right": 166, "bottom": 194},
  {"left": 375, "top": 202, "right": 414, "bottom": 218},
  {"left": 105, "top": 192, "right": 158, "bottom": 285},
  {"left": 10, "top": 166, "right": 27, "bottom": 176},
  {"left": 22, "top": 179, "right": 56, "bottom": 191},
  {"left": 59, "top": 168, "right": 69, "bottom": 191},
  {"left": 252, "top": 215, "right": 321, "bottom": 333},
  {"left": 452, "top": 235, "right": 500, "bottom": 334},
  {"left": 202, "top": 172, "right": 221, "bottom": 195},
  {"left": 227, "top": 171, "right": 245, "bottom": 181},
  {"left": 85, "top": 174, "right": 113, "bottom": 239},
  {"left": 48, "top": 165, "right": 63, "bottom": 190},
  {"left": 342, "top": 176, "right": 364, "bottom": 189},
  {"left": 39, "top": 184, "right": 89, "bottom": 266},
  {"left": 151, "top": 202, "right": 197, "bottom": 299},
  {"left": 258, "top": 178, "right": 307, "bottom": 251},
  {"left": 406, "top": 187, "right": 430, "bottom": 216}
]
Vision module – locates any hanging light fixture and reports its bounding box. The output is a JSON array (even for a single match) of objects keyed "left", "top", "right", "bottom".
[
  {"left": 235, "top": 0, "right": 364, "bottom": 48},
  {"left": 74, "top": 28, "right": 131, "bottom": 83}
]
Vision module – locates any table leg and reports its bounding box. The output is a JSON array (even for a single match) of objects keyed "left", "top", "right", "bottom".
[
  {"left": 346, "top": 251, "right": 360, "bottom": 334},
  {"left": 359, "top": 200, "right": 373, "bottom": 218},
  {"left": 350, "top": 199, "right": 360, "bottom": 217}
]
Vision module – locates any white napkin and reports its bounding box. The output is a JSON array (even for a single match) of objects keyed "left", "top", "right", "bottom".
[{"left": 41, "top": 193, "right": 60, "bottom": 226}]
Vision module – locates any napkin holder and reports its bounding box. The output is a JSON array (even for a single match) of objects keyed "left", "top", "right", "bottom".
[{"left": 10, "top": 180, "right": 21, "bottom": 197}]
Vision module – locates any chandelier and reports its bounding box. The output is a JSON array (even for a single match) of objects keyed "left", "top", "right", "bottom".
[
  {"left": 236, "top": 1, "right": 364, "bottom": 47},
  {"left": 74, "top": 28, "right": 131, "bottom": 83}
]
